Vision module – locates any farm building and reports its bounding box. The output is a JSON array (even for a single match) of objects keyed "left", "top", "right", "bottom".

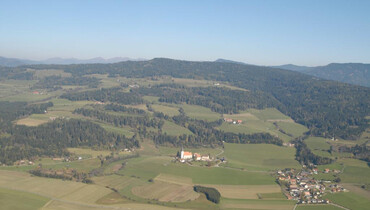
[
  {"left": 194, "top": 153, "right": 201, "bottom": 161},
  {"left": 180, "top": 147, "right": 193, "bottom": 160}
]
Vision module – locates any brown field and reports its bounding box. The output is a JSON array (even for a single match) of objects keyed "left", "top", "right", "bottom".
[
  {"left": 204, "top": 184, "right": 282, "bottom": 199},
  {"left": 132, "top": 180, "right": 199, "bottom": 202},
  {"left": 92, "top": 175, "right": 140, "bottom": 190},
  {"left": 222, "top": 203, "right": 293, "bottom": 210},
  {"left": 43, "top": 199, "right": 185, "bottom": 210},
  {"left": 0, "top": 170, "right": 111, "bottom": 204},
  {"left": 16, "top": 118, "right": 48, "bottom": 126},
  {"left": 154, "top": 173, "right": 193, "bottom": 185}
]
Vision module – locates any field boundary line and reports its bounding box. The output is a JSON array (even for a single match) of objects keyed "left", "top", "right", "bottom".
[{"left": 330, "top": 203, "right": 350, "bottom": 210}]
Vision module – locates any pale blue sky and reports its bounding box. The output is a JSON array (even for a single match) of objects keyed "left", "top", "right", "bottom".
[{"left": 0, "top": 0, "right": 369, "bottom": 66}]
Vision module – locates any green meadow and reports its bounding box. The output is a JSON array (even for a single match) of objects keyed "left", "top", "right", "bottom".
[
  {"left": 162, "top": 120, "right": 193, "bottom": 136},
  {"left": 218, "top": 108, "right": 308, "bottom": 142},
  {"left": 222, "top": 143, "right": 300, "bottom": 171},
  {"left": 0, "top": 187, "right": 50, "bottom": 210},
  {"left": 117, "top": 155, "right": 276, "bottom": 185},
  {"left": 324, "top": 192, "right": 370, "bottom": 210}
]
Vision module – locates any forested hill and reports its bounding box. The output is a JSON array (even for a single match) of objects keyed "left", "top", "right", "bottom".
[
  {"left": 17, "top": 58, "right": 370, "bottom": 139},
  {"left": 274, "top": 63, "right": 370, "bottom": 87}
]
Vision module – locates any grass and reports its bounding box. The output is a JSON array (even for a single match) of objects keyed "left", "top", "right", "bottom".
[
  {"left": 117, "top": 155, "right": 276, "bottom": 185},
  {"left": 248, "top": 108, "right": 291, "bottom": 121},
  {"left": 67, "top": 148, "right": 114, "bottom": 158},
  {"left": 152, "top": 104, "right": 180, "bottom": 116},
  {"left": 218, "top": 109, "right": 306, "bottom": 142},
  {"left": 340, "top": 165, "right": 370, "bottom": 183},
  {"left": 15, "top": 98, "right": 94, "bottom": 126},
  {"left": 222, "top": 143, "right": 300, "bottom": 171},
  {"left": 180, "top": 103, "right": 221, "bottom": 121},
  {"left": 0, "top": 170, "right": 112, "bottom": 204},
  {"left": 296, "top": 204, "right": 342, "bottom": 210},
  {"left": 276, "top": 121, "right": 309, "bottom": 137},
  {"left": 220, "top": 198, "right": 296, "bottom": 210},
  {"left": 31, "top": 69, "right": 72, "bottom": 78},
  {"left": 0, "top": 80, "right": 36, "bottom": 99},
  {"left": 0, "top": 187, "right": 50, "bottom": 210},
  {"left": 96, "top": 122, "right": 135, "bottom": 137},
  {"left": 143, "top": 95, "right": 160, "bottom": 103},
  {"left": 162, "top": 120, "right": 193, "bottom": 136},
  {"left": 132, "top": 180, "right": 199, "bottom": 202},
  {"left": 204, "top": 184, "right": 282, "bottom": 199},
  {"left": 305, "top": 137, "right": 331, "bottom": 151},
  {"left": 324, "top": 192, "right": 370, "bottom": 210}
]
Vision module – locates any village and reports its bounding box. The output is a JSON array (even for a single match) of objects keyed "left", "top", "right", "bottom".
[{"left": 276, "top": 166, "right": 347, "bottom": 204}]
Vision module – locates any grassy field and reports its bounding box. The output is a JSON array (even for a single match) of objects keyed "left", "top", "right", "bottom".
[
  {"left": 117, "top": 155, "right": 276, "bottom": 185},
  {"left": 180, "top": 103, "right": 221, "bottom": 121},
  {"left": 152, "top": 104, "right": 180, "bottom": 116},
  {"left": 162, "top": 120, "right": 193, "bottom": 136},
  {"left": 0, "top": 187, "right": 50, "bottom": 210},
  {"left": 305, "top": 137, "right": 331, "bottom": 151},
  {"left": 96, "top": 122, "right": 135, "bottom": 137},
  {"left": 324, "top": 192, "right": 370, "bottom": 210},
  {"left": 248, "top": 108, "right": 291, "bottom": 121},
  {"left": 132, "top": 180, "right": 199, "bottom": 202},
  {"left": 276, "top": 121, "right": 309, "bottom": 137},
  {"left": 0, "top": 170, "right": 112, "bottom": 204},
  {"left": 30, "top": 69, "right": 72, "bottom": 78},
  {"left": 339, "top": 159, "right": 370, "bottom": 184},
  {"left": 204, "top": 184, "right": 282, "bottom": 199},
  {"left": 222, "top": 143, "right": 300, "bottom": 171},
  {"left": 218, "top": 109, "right": 307, "bottom": 142},
  {"left": 0, "top": 80, "right": 36, "bottom": 99},
  {"left": 295, "top": 204, "right": 342, "bottom": 210},
  {"left": 67, "top": 148, "right": 114, "bottom": 158},
  {"left": 15, "top": 98, "right": 93, "bottom": 126},
  {"left": 220, "top": 198, "right": 296, "bottom": 210},
  {"left": 143, "top": 95, "right": 160, "bottom": 103}
]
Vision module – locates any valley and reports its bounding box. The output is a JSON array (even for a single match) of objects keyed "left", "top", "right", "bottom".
[{"left": 0, "top": 60, "right": 369, "bottom": 210}]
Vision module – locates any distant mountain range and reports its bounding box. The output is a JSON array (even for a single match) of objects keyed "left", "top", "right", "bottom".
[
  {"left": 0, "top": 56, "right": 146, "bottom": 67},
  {"left": 1, "top": 56, "right": 369, "bottom": 87},
  {"left": 272, "top": 63, "right": 370, "bottom": 87},
  {"left": 215, "top": 59, "right": 369, "bottom": 87}
]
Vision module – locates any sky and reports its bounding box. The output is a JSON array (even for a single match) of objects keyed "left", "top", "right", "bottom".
[{"left": 0, "top": 0, "right": 369, "bottom": 66}]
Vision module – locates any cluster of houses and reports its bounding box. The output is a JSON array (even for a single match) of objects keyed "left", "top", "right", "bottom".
[
  {"left": 14, "top": 160, "right": 34, "bottom": 166},
  {"left": 32, "top": 91, "right": 45, "bottom": 95},
  {"left": 283, "top": 142, "right": 295, "bottom": 147},
  {"left": 223, "top": 118, "right": 242, "bottom": 125},
  {"left": 178, "top": 147, "right": 211, "bottom": 163},
  {"left": 277, "top": 167, "right": 346, "bottom": 204}
]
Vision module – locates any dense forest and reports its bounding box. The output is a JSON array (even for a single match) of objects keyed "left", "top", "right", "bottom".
[
  {"left": 22, "top": 58, "right": 370, "bottom": 139},
  {"left": 135, "top": 84, "right": 281, "bottom": 114},
  {"left": 32, "top": 75, "right": 100, "bottom": 90},
  {"left": 0, "top": 119, "right": 139, "bottom": 165},
  {"left": 61, "top": 87, "right": 143, "bottom": 105},
  {"left": 193, "top": 185, "right": 221, "bottom": 204}
]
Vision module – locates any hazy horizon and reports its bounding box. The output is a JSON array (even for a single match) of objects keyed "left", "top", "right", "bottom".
[{"left": 1, "top": 0, "right": 370, "bottom": 66}]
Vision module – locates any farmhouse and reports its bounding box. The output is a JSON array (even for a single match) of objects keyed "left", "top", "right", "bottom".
[
  {"left": 194, "top": 153, "right": 201, "bottom": 161},
  {"left": 201, "top": 155, "right": 210, "bottom": 161},
  {"left": 224, "top": 118, "right": 233, "bottom": 123}
]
